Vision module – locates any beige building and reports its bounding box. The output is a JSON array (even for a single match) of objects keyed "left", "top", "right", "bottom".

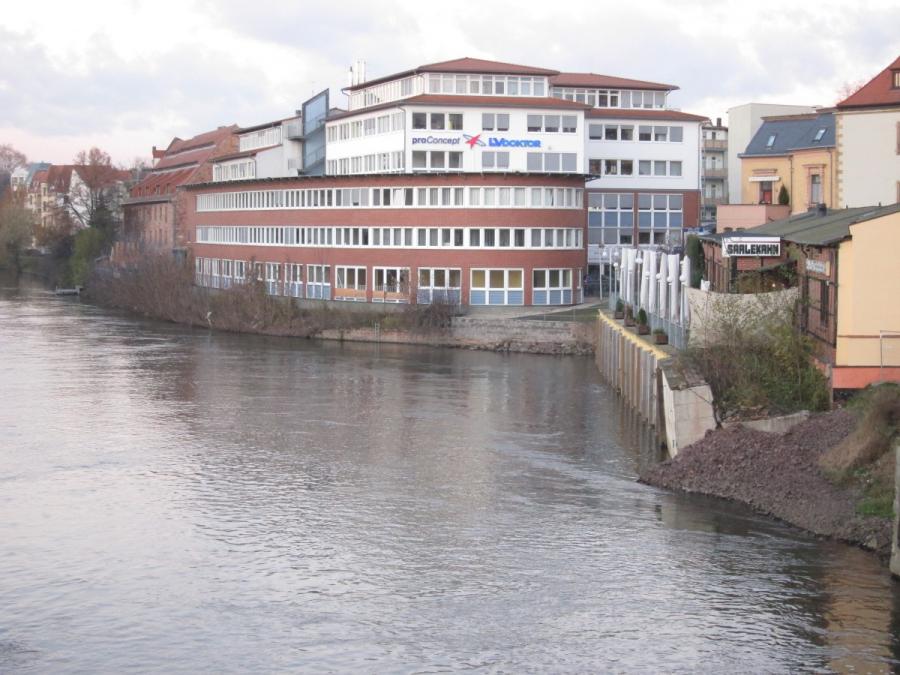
[
  {"left": 835, "top": 55, "right": 900, "bottom": 207},
  {"left": 737, "top": 112, "right": 836, "bottom": 214}
]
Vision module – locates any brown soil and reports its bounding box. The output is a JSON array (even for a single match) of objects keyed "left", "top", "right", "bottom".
[{"left": 640, "top": 409, "right": 894, "bottom": 558}]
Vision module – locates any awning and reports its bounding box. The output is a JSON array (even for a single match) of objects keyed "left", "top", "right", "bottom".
[{"left": 748, "top": 175, "right": 781, "bottom": 182}]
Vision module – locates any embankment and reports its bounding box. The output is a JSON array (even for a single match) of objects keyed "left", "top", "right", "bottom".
[{"left": 640, "top": 409, "right": 894, "bottom": 558}]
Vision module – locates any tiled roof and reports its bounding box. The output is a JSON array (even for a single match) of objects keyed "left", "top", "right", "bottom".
[
  {"left": 741, "top": 112, "right": 834, "bottom": 156},
  {"left": 211, "top": 145, "right": 281, "bottom": 163},
  {"left": 345, "top": 57, "right": 559, "bottom": 91},
  {"left": 551, "top": 72, "right": 677, "bottom": 91},
  {"left": 743, "top": 203, "right": 900, "bottom": 246},
  {"left": 166, "top": 125, "right": 237, "bottom": 155},
  {"left": 586, "top": 108, "right": 707, "bottom": 122},
  {"left": 837, "top": 55, "right": 900, "bottom": 109},
  {"left": 329, "top": 94, "right": 591, "bottom": 120},
  {"left": 239, "top": 116, "right": 299, "bottom": 134},
  {"left": 46, "top": 165, "right": 74, "bottom": 193}
]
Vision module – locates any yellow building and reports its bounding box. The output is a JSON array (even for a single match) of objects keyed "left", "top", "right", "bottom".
[
  {"left": 738, "top": 112, "right": 837, "bottom": 215},
  {"left": 735, "top": 203, "right": 900, "bottom": 389}
]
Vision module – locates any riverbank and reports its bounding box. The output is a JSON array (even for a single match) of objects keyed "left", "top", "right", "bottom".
[
  {"left": 83, "top": 258, "right": 597, "bottom": 356},
  {"left": 640, "top": 408, "right": 895, "bottom": 559}
]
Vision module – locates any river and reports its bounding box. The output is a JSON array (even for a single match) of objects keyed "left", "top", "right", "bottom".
[{"left": 1, "top": 277, "right": 899, "bottom": 673}]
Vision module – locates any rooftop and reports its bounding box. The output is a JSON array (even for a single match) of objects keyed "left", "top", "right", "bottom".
[
  {"left": 328, "top": 93, "right": 591, "bottom": 120},
  {"left": 837, "top": 55, "right": 900, "bottom": 109},
  {"left": 734, "top": 203, "right": 900, "bottom": 246},
  {"left": 740, "top": 112, "right": 835, "bottom": 157},
  {"left": 550, "top": 72, "right": 676, "bottom": 91}
]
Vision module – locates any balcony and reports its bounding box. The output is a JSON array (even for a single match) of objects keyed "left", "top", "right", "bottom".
[
  {"left": 703, "top": 139, "right": 727, "bottom": 151},
  {"left": 702, "top": 196, "right": 728, "bottom": 207},
  {"left": 285, "top": 123, "right": 303, "bottom": 140},
  {"left": 703, "top": 167, "right": 727, "bottom": 179}
]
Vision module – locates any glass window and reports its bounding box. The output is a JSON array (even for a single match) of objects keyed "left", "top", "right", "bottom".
[
  {"left": 654, "top": 160, "right": 666, "bottom": 175},
  {"left": 562, "top": 154, "right": 577, "bottom": 172},
  {"left": 508, "top": 270, "right": 522, "bottom": 288},
  {"left": 430, "top": 113, "right": 445, "bottom": 130},
  {"left": 545, "top": 153, "right": 560, "bottom": 172},
  {"left": 412, "top": 112, "right": 427, "bottom": 129},
  {"left": 482, "top": 113, "right": 494, "bottom": 130},
  {"left": 527, "top": 153, "right": 542, "bottom": 171},
  {"left": 497, "top": 114, "right": 509, "bottom": 131},
  {"left": 431, "top": 152, "right": 445, "bottom": 169},
  {"left": 412, "top": 151, "right": 427, "bottom": 169},
  {"left": 670, "top": 161, "right": 682, "bottom": 177},
  {"left": 589, "top": 124, "right": 603, "bottom": 139},
  {"left": 604, "top": 126, "right": 618, "bottom": 141},
  {"left": 670, "top": 126, "right": 683, "bottom": 142},
  {"left": 639, "top": 126, "right": 652, "bottom": 141},
  {"left": 639, "top": 160, "right": 651, "bottom": 175},
  {"left": 528, "top": 115, "right": 543, "bottom": 132},
  {"left": 448, "top": 113, "right": 463, "bottom": 130},
  {"left": 621, "top": 160, "right": 634, "bottom": 175},
  {"left": 448, "top": 152, "right": 462, "bottom": 169},
  {"left": 562, "top": 116, "right": 577, "bottom": 133},
  {"left": 621, "top": 125, "right": 634, "bottom": 141},
  {"left": 653, "top": 126, "right": 668, "bottom": 142},
  {"left": 472, "top": 270, "right": 486, "bottom": 287},
  {"left": 544, "top": 115, "right": 560, "bottom": 133}
]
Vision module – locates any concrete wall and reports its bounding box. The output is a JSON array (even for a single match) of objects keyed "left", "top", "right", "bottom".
[
  {"left": 838, "top": 108, "right": 900, "bottom": 207},
  {"left": 716, "top": 204, "right": 790, "bottom": 232}
]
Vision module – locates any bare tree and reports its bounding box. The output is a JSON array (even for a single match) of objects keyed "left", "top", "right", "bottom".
[
  {"left": 836, "top": 79, "right": 866, "bottom": 104},
  {"left": 0, "top": 144, "right": 27, "bottom": 175},
  {"left": 68, "top": 148, "right": 127, "bottom": 237},
  {"left": 0, "top": 190, "right": 35, "bottom": 272}
]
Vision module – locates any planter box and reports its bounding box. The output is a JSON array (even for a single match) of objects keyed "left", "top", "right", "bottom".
[
  {"left": 624, "top": 317, "right": 636, "bottom": 327},
  {"left": 654, "top": 333, "right": 668, "bottom": 345},
  {"left": 614, "top": 310, "right": 624, "bottom": 319},
  {"left": 637, "top": 324, "right": 650, "bottom": 335}
]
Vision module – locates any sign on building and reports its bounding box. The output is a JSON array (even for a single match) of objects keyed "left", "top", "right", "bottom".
[{"left": 722, "top": 236, "right": 781, "bottom": 257}]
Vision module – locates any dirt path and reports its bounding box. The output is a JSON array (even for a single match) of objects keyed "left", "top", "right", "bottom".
[{"left": 640, "top": 409, "right": 893, "bottom": 559}]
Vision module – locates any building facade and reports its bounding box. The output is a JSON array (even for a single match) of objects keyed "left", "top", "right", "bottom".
[
  {"left": 182, "top": 57, "right": 705, "bottom": 307},
  {"left": 118, "top": 126, "right": 237, "bottom": 260},
  {"left": 700, "top": 118, "right": 728, "bottom": 227},
  {"left": 737, "top": 111, "right": 836, "bottom": 214},
  {"left": 835, "top": 55, "right": 900, "bottom": 207},
  {"left": 726, "top": 103, "right": 817, "bottom": 205}
]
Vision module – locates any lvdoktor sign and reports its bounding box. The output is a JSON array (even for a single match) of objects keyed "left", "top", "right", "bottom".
[{"left": 722, "top": 236, "right": 781, "bottom": 258}]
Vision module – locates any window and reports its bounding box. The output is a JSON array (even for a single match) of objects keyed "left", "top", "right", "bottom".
[
  {"left": 470, "top": 269, "right": 524, "bottom": 305},
  {"left": 759, "top": 181, "right": 773, "bottom": 204},
  {"left": 533, "top": 269, "right": 573, "bottom": 305},
  {"left": 766, "top": 134, "right": 777, "bottom": 148},
  {"left": 336, "top": 266, "right": 367, "bottom": 291},
  {"left": 496, "top": 114, "right": 509, "bottom": 131},
  {"left": 482, "top": 151, "right": 509, "bottom": 170},
  {"left": 820, "top": 279, "right": 829, "bottom": 328},
  {"left": 562, "top": 116, "right": 577, "bottom": 133},
  {"left": 448, "top": 113, "right": 463, "bottom": 130},
  {"left": 810, "top": 174, "right": 822, "bottom": 204},
  {"left": 670, "top": 127, "right": 683, "bottom": 142},
  {"left": 669, "top": 161, "right": 682, "bottom": 177},
  {"left": 482, "top": 113, "right": 495, "bottom": 131},
  {"left": 587, "top": 192, "right": 633, "bottom": 245},
  {"left": 589, "top": 124, "right": 603, "bottom": 140},
  {"left": 430, "top": 113, "right": 445, "bottom": 130},
  {"left": 813, "top": 127, "right": 826, "bottom": 142},
  {"left": 639, "top": 126, "right": 652, "bottom": 142},
  {"left": 893, "top": 70, "right": 900, "bottom": 88},
  {"left": 528, "top": 115, "right": 543, "bottom": 132}
]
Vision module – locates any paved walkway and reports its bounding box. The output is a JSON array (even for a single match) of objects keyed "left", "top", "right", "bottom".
[{"left": 463, "top": 298, "right": 607, "bottom": 321}]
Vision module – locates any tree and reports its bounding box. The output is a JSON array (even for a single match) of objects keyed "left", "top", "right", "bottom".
[
  {"left": 685, "top": 235, "right": 706, "bottom": 288},
  {"left": 0, "top": 192, "right": 34, "bottom": 272},
  {"left": 777, "top": 184, "right": 790, "bottom": 206},
  {"left": 0, "top": 144, "right": 27, "bottom": 199},
  {"left": 836, "top": 79, "right": 866, "bottom": 104},
  {"left": 68, "top": 147, "right": 127, "bottom": 232}
]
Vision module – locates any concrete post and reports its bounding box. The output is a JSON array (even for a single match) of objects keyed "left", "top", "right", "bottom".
[{"left": 891, "top": 439, "right": 900, "bottom": 578}]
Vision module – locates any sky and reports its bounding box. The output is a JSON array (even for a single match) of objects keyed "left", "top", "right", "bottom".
[{"left": 2, "top": 0, "right": 899, "bottom": 167}]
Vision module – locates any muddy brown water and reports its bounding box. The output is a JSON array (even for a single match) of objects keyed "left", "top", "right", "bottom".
[{"left": 2, "top": 276, "right": 900, "bottom": 672}]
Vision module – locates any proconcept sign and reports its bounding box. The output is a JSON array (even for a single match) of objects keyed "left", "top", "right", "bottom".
[{"left": 722, "top": 237, "right": 781, "bottom": 257}]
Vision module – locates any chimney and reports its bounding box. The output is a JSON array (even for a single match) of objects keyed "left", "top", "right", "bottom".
[
  {"left": 716, "top": 117, "right": 722, "bottom": 127},
  {"left": 816, "top": 203, "right": 827, "bottom": 216}
]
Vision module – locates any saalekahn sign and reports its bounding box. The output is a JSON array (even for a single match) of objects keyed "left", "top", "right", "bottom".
[
  {"left": 721, "top": 236, "right": 781, "bottom": 257},
  {"left": 411, "top": 134, "right": 541, "bottom": 149}
]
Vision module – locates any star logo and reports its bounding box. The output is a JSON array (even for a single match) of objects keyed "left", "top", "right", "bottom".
[{"left": 462, "top": 133, "right": 485, "bottom": 149}]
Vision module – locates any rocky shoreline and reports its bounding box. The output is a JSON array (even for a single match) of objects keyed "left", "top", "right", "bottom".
[{"left": 640, "top": 409, "right": 894, "bottom": 560}]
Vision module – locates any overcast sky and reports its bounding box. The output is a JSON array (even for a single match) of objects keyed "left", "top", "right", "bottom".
[{"left": 2, "top": 0, "right": 898, "bottom": 166}]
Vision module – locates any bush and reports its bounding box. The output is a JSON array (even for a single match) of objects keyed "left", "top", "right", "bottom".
[
  {"left": 71, "top": 228, "right": 108, "bottom": 285},
  {"left": 680, "top": 292, "right": 830, "bottom": 423},
  {"left": 615, "top": 299, "right": 624, "bottom": 313},
  {"left": 685, "top": 235, "right": 705, "bottom": 288},
  {"left": 637, "top": 308, "right": 648, "bottom": 326},
  {"left": 778, "top": 185, "right": 790, "bottom": 206}
]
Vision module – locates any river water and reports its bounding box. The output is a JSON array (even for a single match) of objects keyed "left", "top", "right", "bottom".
[{"left": 1, "top": 277, "right": 899, "bottom": 673}]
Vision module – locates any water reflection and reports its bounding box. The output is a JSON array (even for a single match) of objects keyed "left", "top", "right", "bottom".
[{"left": 1, "top": 275, "right": 899, "bottom": 672}]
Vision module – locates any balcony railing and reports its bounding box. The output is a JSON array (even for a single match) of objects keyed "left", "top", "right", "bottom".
[
  {"left": 702, "top": 196, "right": 728, "bottom": 206},
  {"left": 285, "top": 123, "right": 303, "bottom": 139},
  {"left": 703, "top": 168, "right": 727, "bottom": 179},
  {"left": 703, "top": 139, "right": 727, "bottom": 151}
]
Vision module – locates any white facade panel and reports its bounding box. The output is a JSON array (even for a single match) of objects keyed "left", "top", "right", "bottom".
[
  {"left": 584, "top": 118, "right": 701, "bottom": 191},
  {"left": 839, "top": 109, "right": 900, "bottom": 207}
]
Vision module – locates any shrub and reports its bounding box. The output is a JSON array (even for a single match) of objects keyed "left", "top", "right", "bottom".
[
  {"left": 778, "top": 184, "right": 790, "bottom": 205},
  {"left": 685, "top": 235, "right": 705, "bottom": 288},
  {"left": 637, "top": 308, "right": 648, "bottom": 326},
  {"left": 615, "top": 299, "right": 624, "bottom": 313}
]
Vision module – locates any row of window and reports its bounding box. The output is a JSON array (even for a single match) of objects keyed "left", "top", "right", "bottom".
[
  {"left": 327, "top": 112, "right": 405, "bottom": 142},
  {"left": 552, "top": 88, "right": 667, "bottom": 110},
  {"left": 526, "top": 114, "right": 578, "bottom": 134},
  {"left": 588, "top": 124, "right": 684, "bottom": 143},
  {"left": 588, "top": 159, "right": 683, "bottom": 177},
  {"left": 196, "top": 186, "right": 584, "bottom": 211},
  {"left": 239, "top": 126, "right": 282, "bottom": 153},
  {"left": 426, "top": 74, "right": 548, "bottom": 98},
  {"left": 196, "top": 225, "right": 584, "bottom": 249},
  {"left": 587, "top": 192, "right": 684, "bottom": 245},
  {"left": 194, "top": 257, "right": 579, "bottom": 306},
  {"left": 212, "top": 160, "right": 256, "bottom": 182},
  {"left": 326, "top": 152, "right": 406, "bottom": 176},
  {"left": 526, "top": 152, "right": 580, "bottom": 173}
]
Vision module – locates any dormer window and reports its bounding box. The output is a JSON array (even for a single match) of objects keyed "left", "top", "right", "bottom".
[
  {"left": 813, "top": 128, "right": 826, "bottom": 142},
  {"left": 766, "top": 134, "right": 777, "bottom": 148},
  {"left": 893, "top": 70, "right": 900, "bottom": 89}
]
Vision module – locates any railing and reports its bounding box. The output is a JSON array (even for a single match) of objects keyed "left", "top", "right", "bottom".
[
  {"left": 702, "top": 168, "right": 727, "bottom": 179},
  {"left": 703, "top": 139, "right": 727, "bottom": 151},
  {"left": 285, "top": 123, "right": 303, "bottom": 139},
  {"left": 417, "top": 288, "right": 461, "bottom": 305}
]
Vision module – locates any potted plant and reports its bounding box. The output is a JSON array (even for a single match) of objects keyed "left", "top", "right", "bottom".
[
  {"left": 614, "top": 299, "right": 624, "bottom": 320},
  {"left": 637, "top": 308, "right": 650, "bottom": 335},
  {"left": 653, "top": 328, "right": 668, "bottom": 345},
  {"left": 624, "top": 305, "right": 636, "bottom": 326}
]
